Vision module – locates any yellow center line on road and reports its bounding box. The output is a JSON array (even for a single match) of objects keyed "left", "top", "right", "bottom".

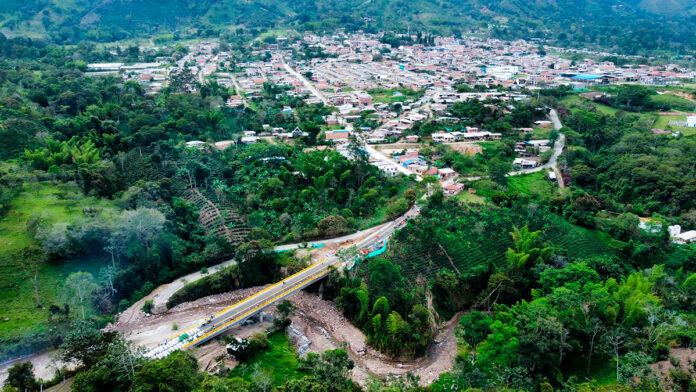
[
  {"left": 183, "top": 260, "right": 341, "bottom": 348},
  {"left": 211, "top": 257, "right": 329, "bottom": 318},
  {"left": 150, "top": 215, "right": 410, "bottom": 355},
  {"left": 156, "top": 257, "right": 329, "bottom": 350}
]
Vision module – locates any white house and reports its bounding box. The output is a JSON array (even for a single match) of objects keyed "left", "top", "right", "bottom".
[
  {"left": 674, "top": 230, "right": 696, "bottom": 244},
  {"left": 431, "top": 132, "right": 456, "bottom": 143},
  {"left": 513, "top": 158, "right": 537, "bottom": 169},
  {"left": 240, "top": 136, "right": 259, "bottom": 145},
  {"left": 185, "top": 141, "right": 206, "bottom": 148},
  {"left": 374, "top": 162, "right": 399, "bottom": 177}
]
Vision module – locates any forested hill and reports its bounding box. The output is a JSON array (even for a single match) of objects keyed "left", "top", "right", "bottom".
[{"left": 3, "top": 0, "right": 696, "bottom": 55}]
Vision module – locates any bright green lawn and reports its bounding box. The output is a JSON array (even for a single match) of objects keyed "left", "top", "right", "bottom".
[
  {"left": 507, "top": 171, "right": 558, "bottom": 200},
  {"left": 560, "top": 94, "right": 618, "bottom": 116},
  {"left": 476, "top": 141, "right": 505, "bottom": 155},
  {"left": 0, "top": 181, "right": 119, "bottom": 346},
  {"left": 530, "top": 127, "right": 550, "bottom": 140},
  {"left": 651, "top": 114, "right": 696, "bottom": 136},
  {"left": 456, "top": 189, "right": 486, "bottom": 204},
  {"left": 228, "top": 333, "right": 307, "bottom": 386},
  {"left": 653, "top": 114, "right": 685, "bottom": 128},
  {"left": 367, "top": 88, "right": 425, "bottom": 104},
  {"left": 650, "top": 93, "right": 696, "bottom": 112},
  {"left": 559, "top": 94, "right": 581, "bottom": 107},
  {"left": 562, "top": 92, "right": 696, "bottom": 136}
]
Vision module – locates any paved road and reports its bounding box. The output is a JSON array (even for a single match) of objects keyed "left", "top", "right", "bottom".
[
  {"left": 281, "top": 57, "right": 329, "bottom": 105},
  {"left": 360, "top": 102, "right": 434, "bottom": 182},
  {"left": 230, "top": 75, "right": 250, "bottom": 108},
  {"left": 150, "top": 259, "right": 237, "bottom": 312},
  {"left": 364, "top": 144, "right": 423, "bottom": 181},
  {"left": 274, "top": 223, "right": 388, "bottom": 251},
  {"left": 507, "top": 108, "right": 565, "bottom": 176},
  {"left": 144, "top": 205, "right": 418, "bottom": 358}
]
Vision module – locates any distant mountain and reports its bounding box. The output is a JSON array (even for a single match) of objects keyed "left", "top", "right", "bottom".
[{"left": 2, "top": 0, "right": 696, "bottom": 55}]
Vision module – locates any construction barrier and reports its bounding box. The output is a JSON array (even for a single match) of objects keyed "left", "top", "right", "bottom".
[
  {"left": 346, "top": 241, "right": 387, "bottom": 271},
  {"left": 366, "top": 241, "right": 387, "bottom": 258}
]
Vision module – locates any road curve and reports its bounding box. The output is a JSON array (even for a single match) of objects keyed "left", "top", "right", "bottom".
[
  {"left": 144, "top": 205, "right": 418, "bottom": 358},
  {"left": 507, "top": 108, "right": 565, "bottom": 176}
]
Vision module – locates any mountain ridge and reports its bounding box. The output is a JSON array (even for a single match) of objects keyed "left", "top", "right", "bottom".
[{"left": 2, "top": 0, "right": 696, "bottom": 55}]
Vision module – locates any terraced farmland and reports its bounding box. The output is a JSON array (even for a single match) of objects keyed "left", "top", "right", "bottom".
[{"left": 181, "top": 188, "right": 251, "bottom": 245}]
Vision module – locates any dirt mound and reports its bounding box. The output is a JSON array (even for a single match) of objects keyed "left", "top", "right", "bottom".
[
  {"left": 112, "top": 284, "right": 459, "bottom": 386},
  {"left": 110, "top": 285, "right": 273, "bottom": 348},
  {"left": 650, "top": 347, "right": 696, "bottom": 388},
  {"left": 286, "top": 291, "right": 460, "bottom": 386}
]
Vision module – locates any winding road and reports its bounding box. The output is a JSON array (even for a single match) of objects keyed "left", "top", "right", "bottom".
[
  {"left": 507, "top": 108, "right": 565, "bottom": 176},
  {"left": 144, "top": 205, "right": 418, "bottom": 358},
  {"left": 144, "top": 68, "right": 567, "bottom": 359}
]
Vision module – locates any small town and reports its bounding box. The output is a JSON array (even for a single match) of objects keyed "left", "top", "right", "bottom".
[
  {"left": 85, "top": 32, "right": 696, "bottom": 197},
  {"left": 3, "top": 3, "right": 696, "bottom": 392}
]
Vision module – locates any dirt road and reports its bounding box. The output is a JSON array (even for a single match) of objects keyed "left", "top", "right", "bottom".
[
  {"left": 111, "top": 284, "right": 459, "bottom": 386},
  {"left": 287, "top": 291, "right": 460, "bottom": 386}
]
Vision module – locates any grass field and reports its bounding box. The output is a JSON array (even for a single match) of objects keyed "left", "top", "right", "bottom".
[
  {"left": 650, "top": 93, "right": 695, "bottom": 112},
  {"left": 476, "top": 141, "right": 505, "bottom": 155},
  {"left": 456, "top": 190, "right": 486, "bottom": 204},
  {"left": 228, "top": 333, "right": 307, "bottom": 385},
  {"left": 530, "top": 127, "right": 550, "bottom": 140},
  {"left": 560, "top": 94, "right": 619, "bottom": 116},
  {"left": 508, "top": 171, "right": 558, "bottom": 200},
  {"left": 367, "top": 88, "right": 425, "bottom": 104},
  {"left": 0, "top": 180, "right": 119, "bottom": 352},
  {"left": 652, "top": 113, "right": 696, "bottom": 136},
  {"left": 560, "top": 93, "right": 696, "bottom": 136}
]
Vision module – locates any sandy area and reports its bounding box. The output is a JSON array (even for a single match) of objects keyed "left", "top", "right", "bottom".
[
  {"left": 7, "top": 225, "right": 456, "bottom": 386},
  {"left": 117, "top": 224, "right": 382, "bottom": 322},
  {"left": 286, "top": 291, "right": 460, "bottom": 386},
  {"left": 151, "top": 259, "right": 237, "bottom": 313},
  {"left": 0, "top": 350, "right": 69, "bottom": 385},
  {"left": 110, "top": 281, "right": 459, "bottom": 387},
  {"left": 111, "top": 285, "right": 275, "bottom": 348}
]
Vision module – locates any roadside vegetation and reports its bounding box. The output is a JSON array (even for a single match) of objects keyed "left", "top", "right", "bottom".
[
  {"left": 2, "top": 17, "right": 696, "bottom": 392},
  {"left": 0, "top": 33, "right": 413, "bottom": 362}
]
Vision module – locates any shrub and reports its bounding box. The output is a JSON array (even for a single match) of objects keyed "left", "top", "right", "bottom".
[
  {"left": 671, "top": 356, "right": 682, "bottom": 367},
  {"left": 167, "top": 266, "right": 243, "bottom": 309},
  {"left": 226, "top": 332, "right": 269, "bottom": 362},
  {"left": 655, "top": 343, "right": 670, "bottom": 361},
  {"left": 141, "top": 300, "right": 154, "bottom": 314}
]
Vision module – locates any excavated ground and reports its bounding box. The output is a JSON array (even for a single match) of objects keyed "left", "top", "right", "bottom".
[{"left": 112, "top": 284, "right": 460, "bottom": 386}]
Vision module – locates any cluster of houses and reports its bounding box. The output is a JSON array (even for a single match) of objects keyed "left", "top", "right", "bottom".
[
  {"left": 288, "top": 33, "right": 696, "bottom": 99},
  {"left": 430, "top": 128, "right": 502, "bottom": 143},
  {"left": 391, "top": 150, "right": 465, "bottom": 194},
  {"left": 86, "top": 29, "right": 696, "bottom": 101},
  {"left": 86, "top": 62, "right": 168, "bottom": 94},
  {"left": 92, "top": 33, "right": 696, "bottom": 203}
]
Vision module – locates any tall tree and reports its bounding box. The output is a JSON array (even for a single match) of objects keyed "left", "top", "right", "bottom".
[
  {"left": 130, "top": 350, "right": 199, "bottom": 392},
  {"left": 4, "top": 362, "right": 38, "bottom": 392},
  {"left": 457, "top": 311, "right": 493, "bottom": 364},
  {"left": 65, "top": 271, "right": 97, "bottom": 319},
  {"left": 18, "top": 245, "right": 47, "bottom": 308}
]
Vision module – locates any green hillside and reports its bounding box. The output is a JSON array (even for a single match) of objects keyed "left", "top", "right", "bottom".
[{"left": 2, "top": 0, "right": 696, "bottom": 55}]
